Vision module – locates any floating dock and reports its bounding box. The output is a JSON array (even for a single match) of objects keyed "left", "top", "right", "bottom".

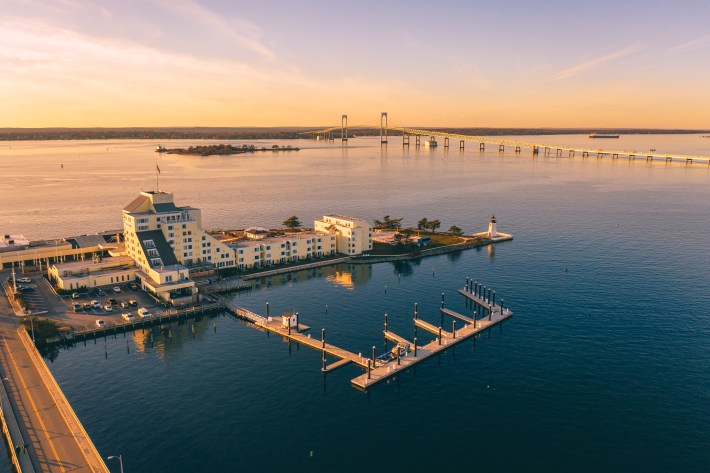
[{"left": 225, "top": 279, "right": 512, "bottom": 390}]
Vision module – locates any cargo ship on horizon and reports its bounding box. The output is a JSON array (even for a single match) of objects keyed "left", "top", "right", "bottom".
[{"left": 589, "top": 133, "right": 620, "bottom": 138}]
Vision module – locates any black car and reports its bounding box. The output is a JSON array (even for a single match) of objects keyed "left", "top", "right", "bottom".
[{"left": 107, "top": 298, "right": 118, "bottom": 305}]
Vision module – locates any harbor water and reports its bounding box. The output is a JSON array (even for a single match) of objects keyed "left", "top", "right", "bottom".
[{"left": 0, "top": 135, "right": 709, "bottom": 472}]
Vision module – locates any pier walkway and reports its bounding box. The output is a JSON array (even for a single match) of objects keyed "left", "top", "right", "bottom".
[
  {"left": 227, "top": 304, "right": 370, "bottom": 371},
  {"left": 351, "top": 303, "right": 512, "bottom": 389},
  {"left": 0, "top": 302, "right": 108, "bottom": 472}
]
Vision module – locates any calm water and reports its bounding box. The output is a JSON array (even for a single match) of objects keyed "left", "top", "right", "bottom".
[{"left": 1, "top": 136, "right": 709, "bottom": 472}]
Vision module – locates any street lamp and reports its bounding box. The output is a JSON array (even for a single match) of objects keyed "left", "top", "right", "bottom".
[{"left": 107, "top": 454, "right": 123, "bottom": 473}]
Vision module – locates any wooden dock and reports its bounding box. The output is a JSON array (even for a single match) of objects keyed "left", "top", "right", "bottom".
[
  {"left": 227, "top": 304, "right": 371, "bottom": 371},
  {"left": 351, "top": 303, "right": 512, "bottom": 389},
  {"left": 224, "top": 280, "right": 512, "bottom": 390}
]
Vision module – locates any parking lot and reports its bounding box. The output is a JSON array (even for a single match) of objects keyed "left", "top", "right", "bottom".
[{"left": 12, "top": 275, "right": 164, "bottom": 331}]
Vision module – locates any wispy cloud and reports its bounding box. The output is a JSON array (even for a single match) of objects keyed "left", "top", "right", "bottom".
[
  {"left": 668, "top": 34, "right": 710, "bottom": 54},
  {"left": 152, "top": 0, "right": 274, "bottom": 60},
  {"left": 551, "top": 43, "right": 644, "bottom": 80}
]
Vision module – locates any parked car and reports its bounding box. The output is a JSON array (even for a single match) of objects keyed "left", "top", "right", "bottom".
[
  {"left": 129, "top": 283, "right": 138, "bottom": 290},
  {"left": 96, "top": 289, "right": 106, "bottom": 296},
  {"left": 82, "top": 302, "right": 92, "bottom": 310},
  {"left": 112, "top": 286, "right": 121, "bottom": 293},
  {"left": 129, "top": 299, "right": 138, "bottom": 307},
  {"left": 96, "top": 319, "right": 105, "bottom": 328},
  {"left": 107, "top": 298, "right": 118, "bottom": 305},
  {"left": 71, "top": 302, "right": 80, "bottom": 312},
  {"left": 120, "top": 301, "right": 129, "bottom": 309},
  {"left": 71, "top": 292, "right": 80, "bottom": 299},
  {"left": 91, "top": 300, "right": 101, "bottom": 309},
  {"left": 121, "top": 312, "right": 134, "bottom": 322},
  {"left": 103, "top": 304, "right": 113, "bottom": 311},
  {"left": 137, "top": 308, "right": 151, "bottom": 319},
  {"left": 17, "top": 277, "right": 31, "bottom": 283}
]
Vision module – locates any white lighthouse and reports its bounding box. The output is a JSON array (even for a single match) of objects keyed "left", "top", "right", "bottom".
[{"left": 487, "top": 215, "right": 497, "bottom": 238}]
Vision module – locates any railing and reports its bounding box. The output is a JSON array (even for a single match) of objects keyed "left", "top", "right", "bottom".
[{"left": 0, "top": 381, "right": 31, "bottom": 473}]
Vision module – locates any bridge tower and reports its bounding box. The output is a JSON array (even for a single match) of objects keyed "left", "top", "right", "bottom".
[
  {"left": 380, "top": 112, "right": 388, "bottom": 145},
  {"left": 341, "top": 115, "right": 348, "bottom": 143}
]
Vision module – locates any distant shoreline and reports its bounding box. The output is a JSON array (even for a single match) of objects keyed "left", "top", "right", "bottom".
[{"left": 1, "top": 127, "right": 709, "bottom": 141}]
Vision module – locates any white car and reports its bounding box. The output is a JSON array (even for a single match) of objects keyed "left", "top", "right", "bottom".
[
  {"left": 17, "top": 277, "right": 31, "bottom": 283},
  {"left": 137, "top": 308, "right": 151, "bottom": 319},
  {"left": 112, "top": 286, "right": 121, "bottom": 293},
  {"left": 121, "top": 312, "right": 134, "bottom": 322},
  {"left": 91, "top": 300, "right": 101, "bottom": 309},
  {"left": 103, "top": 304, "right": 113, "bottom": 311},
  {"left": 96, "top": 319, "right": 105, "bottom": 328}
]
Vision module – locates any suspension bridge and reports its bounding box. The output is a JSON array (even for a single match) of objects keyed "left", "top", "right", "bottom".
[{"left": 302, "top": 113, "right": 710, "bottom": 165}]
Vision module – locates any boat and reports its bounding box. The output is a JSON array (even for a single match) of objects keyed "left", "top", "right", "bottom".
[
  {"left": 589, "top": 133, "right": 620, "bottom": 139},
  {"left": 155, "top": 145, "right": 168, "bottom": 152}
]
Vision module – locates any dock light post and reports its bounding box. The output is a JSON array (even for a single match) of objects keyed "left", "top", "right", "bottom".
[{"left": 107, "top": 455, "right": 124, "bottom": 473}]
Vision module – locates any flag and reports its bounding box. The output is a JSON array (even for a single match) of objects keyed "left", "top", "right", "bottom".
[{"left": 156, "top": 164, "right": 161, "bottom": 173}]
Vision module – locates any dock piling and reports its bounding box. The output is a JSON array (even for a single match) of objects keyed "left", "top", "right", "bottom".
[
  {"left": 321, "top": 328, "right": 325, "bottom": 349},
  {"left": 438, "top": 327, "right": 442, "bottom": 345},
  {"left": 367, "top": 359, "right": 371, "bottom": 379},
  {"left": 414, "top": 337, "right": 417, "bottom": 357},
  {"left": 384, "top": 313, "right": 388, "bottom": 332},
  {"left": 452, "top": 320, "right": 456, "bottom": 339},
  {"left": 372, "top": 346, "right": 376, "bottom": 368},
  {"left": 266, "top": 302, "right": 269, "bottom": 319}
]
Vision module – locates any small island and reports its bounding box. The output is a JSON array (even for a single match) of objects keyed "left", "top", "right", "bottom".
[{"left": 156, "top": 143, "right": 300, "bottom": 156}]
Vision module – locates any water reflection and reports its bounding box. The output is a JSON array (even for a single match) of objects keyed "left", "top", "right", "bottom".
[{"left": 253, "top": 263, "right": 372, "bottom": 290}]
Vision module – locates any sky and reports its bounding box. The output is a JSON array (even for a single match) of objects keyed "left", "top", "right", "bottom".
[{"left": 1, "top": 0, "right": 709, "bottom": 128}]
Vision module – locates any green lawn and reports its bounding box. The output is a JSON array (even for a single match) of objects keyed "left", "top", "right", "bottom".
[{"left": 370, "top": 233, "right": 465, "bottom": 256}]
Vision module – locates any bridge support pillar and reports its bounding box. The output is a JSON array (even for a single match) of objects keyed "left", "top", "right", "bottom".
[
  {"left": 498, "top": 144, "right": 504, "bottom": 152},
  {"left": 613, "top": 153, "right": 618, "bottom": 159},
  {"left": 665, "top": 156, "right": 671, "bottom": 163},
  {"left": 380, "top": 112, "right": 388, "bottom": 144},
  {"left": 479, "top": 142, "right": 485, "bottom": 151},
  {"left": 629, "top": 154, "right": 635, "bottom": 160},
  {"left": 556, "top": 149, "right": 562, "bottom": 157},
  {"left": 444, "top": 137, "right": 449, "bottom": 148},
  {"left": 544, "top": 147, "right": 550, "bottom": 156},
  {"left": 415, "top": 135, "right": 421, "bottom": 147},
  {"left": 403, "top": 132, "right": 409, "bottom": 146},
  {"left": 686, "top": 158, "right": 693, "bottom": 164},
  {"left": 569, "top": 150, "right": 575, "bottom": 157},
  {"left": 341, "top": 115, "right": 348, "bottom": 143},
  {"left": 647, "top": 155, "right": 653, "bottom": 161},
  {"left": 597, "top": 152, "right": 603, "bottom": 158},
  {"left": 459, "top": 140, "right": 465, "bottom": 150},
  {"left": 582, "top": 151, "right": 588, "bottom": 158},
  {"left": 532, "top": 146, "right": 539, "bottom": 155}
]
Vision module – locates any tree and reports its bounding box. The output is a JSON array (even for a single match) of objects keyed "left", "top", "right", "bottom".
[
  {"left": 449, "top": 225, "right": 463, "bottom": 236},
  {"left": 417, "top": 218, "right": 429, "bottom": 231},
  {"left": 374, "top": 215, "right": 403, "bottom": 229},
  {"left": 283, "top": 216, "right": 301, "bottom": 229},
  {"left": 429, "top": 219, "right": 441, "bottom": 233}
]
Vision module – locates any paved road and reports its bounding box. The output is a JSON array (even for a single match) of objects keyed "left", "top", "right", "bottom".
[{"left": 0, "top": 274, "right": 108, "bottom": 472}]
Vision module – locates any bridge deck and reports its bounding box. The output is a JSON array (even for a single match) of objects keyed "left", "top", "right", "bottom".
[{"left": 303, "top": 125, "right": 710, "bottom": 164}]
